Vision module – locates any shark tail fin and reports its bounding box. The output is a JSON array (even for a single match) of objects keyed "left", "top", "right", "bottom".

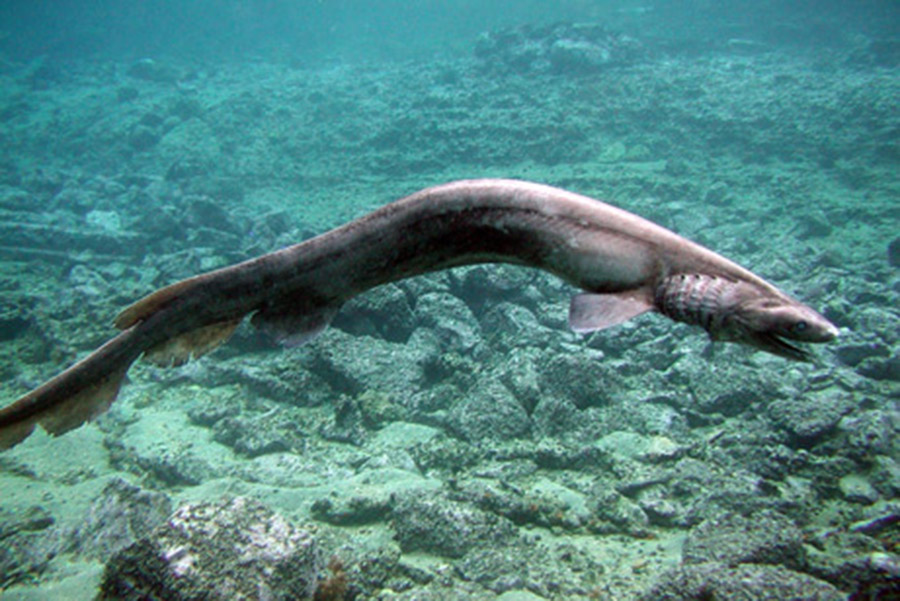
[{"left": 0, "top": 331, "right": 136, "bottom": 450}]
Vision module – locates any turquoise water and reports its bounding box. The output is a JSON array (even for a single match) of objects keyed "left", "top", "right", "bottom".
[{"left": 0, "top": 2, "right": 897, "bottom": 599}]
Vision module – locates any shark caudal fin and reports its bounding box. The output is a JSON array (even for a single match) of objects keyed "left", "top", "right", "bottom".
[
  {"left": 0, "top": 276, "right": 244, "bottom": 450},
  {"left": 0, "top": 331, "right": 135, "bottom": 451}
]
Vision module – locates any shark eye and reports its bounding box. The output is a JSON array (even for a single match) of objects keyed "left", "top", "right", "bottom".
[{"left": 792, "top": 320, "right": 808, "bottom": 334}]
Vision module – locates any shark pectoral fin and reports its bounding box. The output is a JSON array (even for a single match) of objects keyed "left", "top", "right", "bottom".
[
  {"left": 250, "top": 301, "right": 341, "bottom": 347},
  {"left": 568, "top": 291, "right": 653, "bottom": 333}
]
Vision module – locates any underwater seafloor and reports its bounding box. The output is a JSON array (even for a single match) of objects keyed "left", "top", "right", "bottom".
[{"left": 0, "top": 25, "right": 898, "bottom": 601}]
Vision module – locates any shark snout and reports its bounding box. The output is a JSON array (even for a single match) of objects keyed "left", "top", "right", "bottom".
[{"left": 791, "top": 306, "right": 840, "bottom": 343}]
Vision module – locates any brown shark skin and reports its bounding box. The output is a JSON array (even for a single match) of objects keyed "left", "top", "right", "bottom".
[{"left": 0, "top": 179, "right": 837, "bottom": 448}]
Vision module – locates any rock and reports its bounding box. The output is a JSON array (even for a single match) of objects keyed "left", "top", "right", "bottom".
[
  {"left": 86, "top": 209, "right": 122, "bottom": 233},
  {"left": 806, "top": 532, "right": 900, "bottom": 597},
  {"left": 309, "top": 328, "right": 431, "bottom": 396},
  {"left": 870, "top": 456, "right": 900, "bottom": 497},
  {"left": 106, "top": 439, "right": 212, "bottom": 487},
  {"left": 446, "top": 380, "right": 531, "bottom": 442},
  {"left": 128, "top": 125, "right": 160, "bottom": 151},
  {"left": 98, "top": 497, "right": 321, "bottom": 600},
  {"left": 496, "top": 591, "right": 547, "bottom": 601},
  {"left": 414, "top": 291, "right": 482, "bottom": 352},
  {"left": 498, "top": 347, "right": 543, "bottom": 414},
  {"left": 843, "top": 555, "right": 900, "bottom": 600},
  {"left": 455, "top": 546, "right": 564, "bottom": 596},
  {"left": 857, "top": 353, "right": 900, "bottom": 382},
  {"left": 310, "top": 494, "right": 393, "bottom": 526},
  {"left": 685, "top": 368, "right": 777, "bottom": 415},
  {"left": 549, "top": 38, "right": 613, "bottom": 72},
  {"left": 766, "top": 393, "right": 853, "bottom": 445},
  {"left": 185, "top": 196, "right": 241, "bottom": 233},
  {"left": 333, "top": 284, "right": 416, "bottom": 342},
  {"left": 639, "top": 498, "right": 683, "bottom": 526},
  {"left": 589, "top": 488, "right": 650, "bottom": 535},
  {"left": 391, "top": 495, "right": 516, "bottom": 559},
  {"left": 475, "top": 22, "right": 645, "bottom": 75},
  {"left": 540, "top": 353, "right": 621, "bottom": 409},
  {"left": 320, "top": 394, "right": 369, "bottom": 445},
  {"left": 639, "top": 562, "right": 844, "bottom": 601},
  {"left": 703, "top": 181, "right": 731, "bottom": 205},
  {"left": 479, "top": 301, "right": 550, "bottom": 351},
  {"left": 0, "top": 505, "right": 57, "bottom": 588},
  {"left": 199, "top": 360, "right": 333, "bottom": 407},
  {"left": 682, "top": 510, "right": 805, "bottom": 570},
  {"left": 116, "top": 86, "right": 139, "bottom": 102},
  {"left": 849, "top": 510, "right": 900, "bottom": 535},
  {"left": 0, "top": 303, "right": 29, "bottom": 341},
  {"left": 890, "top": 237, "right": 900, "bottom": 267},
  {"left": 839, "top": 473, "right": 880, "bottom": 504},
  {"left": 66, "top": 478, "right": 172, "bottom": 559},
  {"left": 127, "top": 58, "right": 181, "bottom": 83},
  {"left": 838, "top": 410, "right": 898, "bottom": 460},
  {"left": 212, "top": 411, "right": 302, "bottom": 457},
  {"left": 186, "top": 392, "right": 242, "bottom": 426},
  {"left": 835, "top": 341, "right": 891, "bottom": 367},
  {"left": 531, "top": 393, "right": 582, "bottom": 437},
  {"left": 453, "top": 264, "right": 538, "bottom": 310}
]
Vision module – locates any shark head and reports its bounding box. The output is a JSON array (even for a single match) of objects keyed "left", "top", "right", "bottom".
[
  {"left": 655, "top": 274, "right": 839, "bottom": 362},
  {"left": 725, "top": 294, "right": 840, "bottom": 361}
]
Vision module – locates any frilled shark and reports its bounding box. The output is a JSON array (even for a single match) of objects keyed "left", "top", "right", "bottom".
[{"left": 0, "top": 179, "right": 838, "bottom": 449}]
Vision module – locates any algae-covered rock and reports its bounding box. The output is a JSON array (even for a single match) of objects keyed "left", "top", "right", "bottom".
[
  {"left": 766, "top": 393, "right": 854, "bottom": 445},
  {"left": 682, "top": 510, "right": 805, "bottom": 570},
  {"left": 588, "top": 487, "right": 650, "bottom": 535},
  {"left": 639, "top": 562, "right": 844, "bottom": 601},
  {"left": 414, "top": 291, "right": 482, "bottom": 353},
  {"left": 212, "top": 410, "right": 302, "bottom": 457},
  {"left": 391, "top": 494, "right": 516, "bottom": 559},
  {"left": 334, "top": 283, "right": 417, "bottom": 342},
  {"left": 839, "top": 473, "right": 880, "bottom": 504},
  {"left": 446, "top": 380, "right": 531, "bottom": 442},
  {"left": 0, "top": 505, "right": 57, "bottom": 588},
  {"left": 98, "top": 497, "right": 321, "bottom": 600},
  {"left": 309, "top": 328, "right": 431, "bottom": 396},
  {"left": 838, "top": 410, "right": 898, "bottom": 460},
  {"left": 66, "top": 478, "right": 171, "bottom": 560}
]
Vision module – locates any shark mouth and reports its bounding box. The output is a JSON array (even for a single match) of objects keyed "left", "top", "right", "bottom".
[{"left": 749, "top": 331, "right": 812, "bottom": 362}]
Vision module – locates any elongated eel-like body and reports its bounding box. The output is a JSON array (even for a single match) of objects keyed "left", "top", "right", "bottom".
[{"left": 0, "top": 179, "right": 838, "bottom": 449}]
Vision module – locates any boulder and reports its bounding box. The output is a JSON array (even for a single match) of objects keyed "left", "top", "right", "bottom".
[{"left": 98, "top": 497, "right": 321, "bottom": 600}]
